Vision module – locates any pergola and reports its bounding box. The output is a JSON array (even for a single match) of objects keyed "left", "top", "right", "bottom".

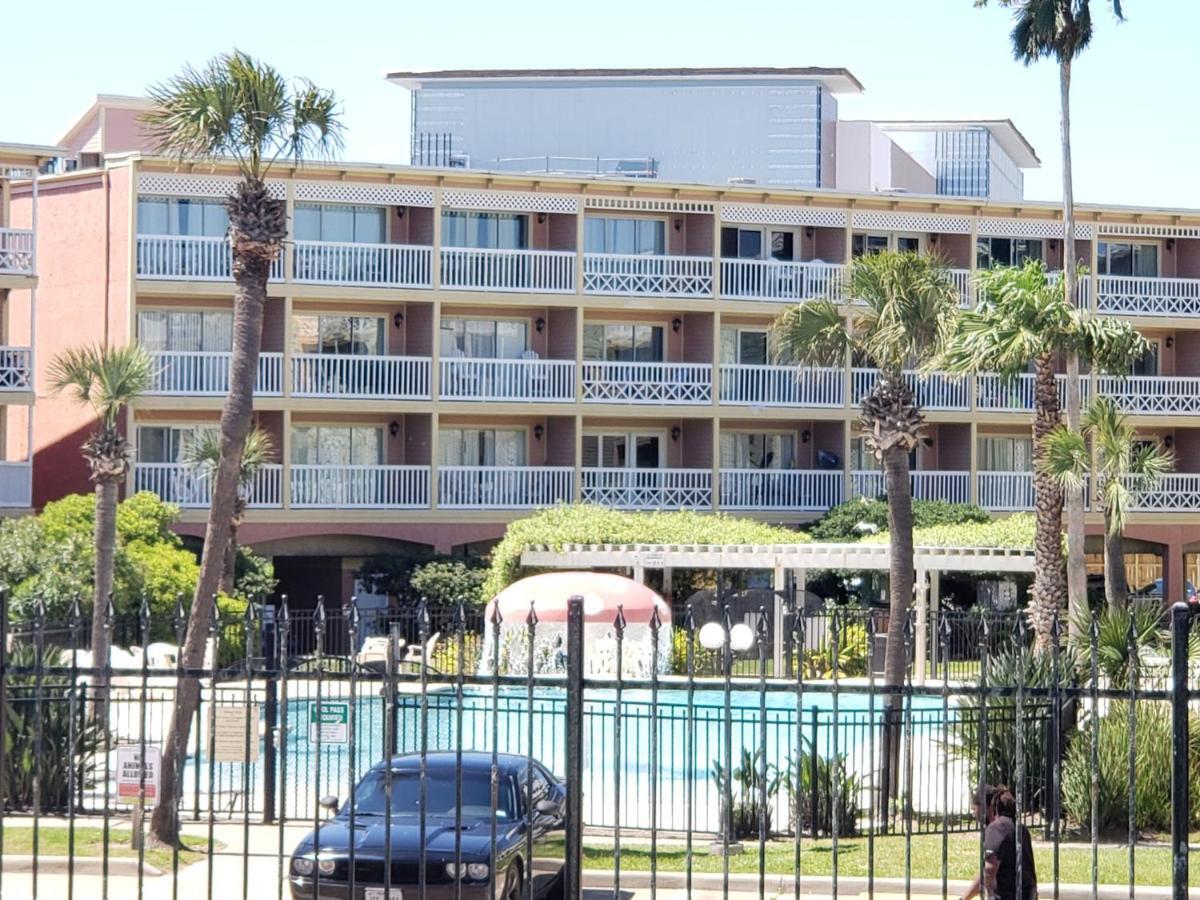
[{"left": 520, "top": 542, "right": 1035, "bottom": 680}]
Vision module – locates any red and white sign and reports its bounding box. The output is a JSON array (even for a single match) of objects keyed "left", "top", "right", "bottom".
[{"left": 116, "top": 745, "right": 161, "bottom": 804}]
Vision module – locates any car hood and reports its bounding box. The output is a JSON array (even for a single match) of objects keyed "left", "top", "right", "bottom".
[{"left": 293, "top": 817, "right": 517, "bottom": 860}]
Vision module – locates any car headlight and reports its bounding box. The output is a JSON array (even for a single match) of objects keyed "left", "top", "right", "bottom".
[
  {"left": 292, "top": 857, "right": 314, "bottom": 877},
  {"left": 445, "top": 863, "right": 463, "bottom": 879},
  {"left": 466, "top": 863, "right": 490, "bottom": 881},
  {"left": 317, "top": 857, "right": 337, "bottom": 876}
]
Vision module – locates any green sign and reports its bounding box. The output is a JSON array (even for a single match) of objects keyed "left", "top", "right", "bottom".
[{"left": 309, "top": 700, "right": 349, "bottom": 744}]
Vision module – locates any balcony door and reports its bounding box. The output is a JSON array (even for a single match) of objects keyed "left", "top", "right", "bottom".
[
  {"left": 583, "top": 323, "right": 664, "bottom": 362},
  {"left": 584, "top": 217, "right": 666, "bottom": 256},
  {"left": 720, "top": 227, "right": 798, "bottom": 261},
  {"left": 852, "top": 232, "right": 923, "bottom": 257},
  {"left": 439, "top": 428, "right": 527, "bottom": 468},
  {"left": 137, "top": 424, "right": 218, "bottom": 504},
  {"left": 583, "top": 432, "right": 663, "bottom": 471},
  {"left": 138, "top": 310, "right": 234, "bottom": 393},
  {"left": 440, "top": 318, "right": 529, "bottom": 359},
  {"left": 442, "top": 211, "right": 529, "bottom": 250}
]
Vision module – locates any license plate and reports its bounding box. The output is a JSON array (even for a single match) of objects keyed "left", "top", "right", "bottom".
[{"left": 364, "top": 890, "right": 402, "bottom": 900}]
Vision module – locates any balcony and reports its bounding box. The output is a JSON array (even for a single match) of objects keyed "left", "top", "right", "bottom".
[
  {"left": 949, "top": 268, "right": 972, "bottom": 307},
  {"left": 582, "top": 361, "right": 711, "bottom": 404},
  {"left": 851, "top": 369, "right": 969, "bottom": 411},
  {"left": 719, "top": 260, "right": 845, "bottom": 303},
  {"left": 0, "top": 347, "right": 32, "bottom": 392},
  {"left": 977, "top": 471, "right": 1035, "bottom": 511},
  {"left": 1128, "top": 473, "right": 1200, "bottom": 511},
  {"left": 144, "top": 351, "right": 283, "bottom": 397},
  {"left": 719, "top": 469, "right": 842, "bottom": 511},
  {"left": 1093, "top": 375, "right": 1200, "bottom": 416},
  {"left": 719, "top": 365, "right": 844, "bottom": 407},
  {"left": 440, "top": 247, "right": 575, "bottom": 293},
  {"left": 133, "top": 463, "right": 282, "bottom": 508},
  {"left": 583, "top": 253, "right": 712, "bottom": 298},
  {"left": 0, "top": 462, "right": 31, "bottom": 507},
  {"left": 293, "top": 241, "right": 431, "bottom": 288},
  {"left": 0, "top": 228, "right": 34, "bottom": 276},
  {"left": 581, "top": 468, "right": 711, "bottom": 510},
  {"left": 291, "top": 354, "right": 430, "bottom": 400},
  {"left": 437, "top": 466, "right": 573, "bottom": 509},
  {"left": 439, "top": 357, "right": 574, "bottom": 402},
  {"left": 136, "top": 236, "right": 283, "bottom": 282},
  {"left": 290, "top": 465, "right": 430, "bottom": 509},
  {"left": 1096, "top": 275, "right": 1200, "bottom": 318},
  {"left": 852, "top": 470, "right": 971, "bottom": 505}
]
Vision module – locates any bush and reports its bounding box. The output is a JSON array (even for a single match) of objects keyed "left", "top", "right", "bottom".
[
  {"left": 1068, "top": 599, "right": 1163, "bottom": 689},
  {"left": 862, "top": 512, "right": 1037, "bottom": 550},
  {"left": 1061, "top": 702, "right": 1200, "bottom": 834},
  {"left": 409, "top": 560, "right": 488, "bottom": 608},
  {"left": 711, "top": 749, "right": 782, "bottom": 838},
  {"left": 806, "top": 498, "right": 990, "bottom": 543},
  {"left": 782, "top": 748, "right": 862, "bottom": 836},
  {"left": 799, "top": 620, "right": 869, "bottom": 679}
]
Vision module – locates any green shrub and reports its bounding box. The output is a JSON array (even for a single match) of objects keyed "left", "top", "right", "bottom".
[
  {"left": 1061, "top": 702, "right": 1200, "bottom": 834},
  {"left": 862, "top": 512, "right": 1036, "bottom": 550},
  {"left": 711, "top": 748, "right": 782, "bottom": 838},
  {"left": 409, "top": 560, "right": 487, "bottom": 608},
  {"left": 1068, "top": 599, "right": 1163, "bottom": 689},
  {"left": 806, "top": 498, "right": 990, "bottom": 543},
  {"left": 782, "top": 748, "right": 862, "bottom": 837},
  {"left": 799, "top": 621, "right": 869, "bottom": 679}
]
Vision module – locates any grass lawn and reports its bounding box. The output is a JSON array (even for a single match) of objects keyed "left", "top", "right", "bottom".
[
  {"left": 3, "top": 826, "right": 209, "bottom": 873},
  {"left": 576, "top": 833, "right": 1200, "bottom": 887}
]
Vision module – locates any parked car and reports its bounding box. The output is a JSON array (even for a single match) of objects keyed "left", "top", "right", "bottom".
[
  {"left": 289, "top": 752, "right": 565, "bottom": 900},
  {"left": 1131, "top": 578, "right": 1198, "bottom": 604}
]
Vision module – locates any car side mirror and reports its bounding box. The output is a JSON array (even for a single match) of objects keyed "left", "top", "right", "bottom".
[
  {"left": 534, "top": 798, "right": 560, "bottom": 816},
  {"left": 319, "top": 795, "right": 339, "bottom": 814}
]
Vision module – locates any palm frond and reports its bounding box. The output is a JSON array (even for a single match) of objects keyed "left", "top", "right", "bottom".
[
  {"left": 182, "top": 426, "right": 276, "bottom": 488},
  {"left": 1072, "top": 313, "right": 1150, "bottom": 374},
  {"left": 1037, "top": 424, "right": 1089, "bottom": 491},
  {"left": 48, "top": 344, "right": 154, "bottom": 427},
  {"left": 770, "top": 300, "right": 851, "bottom": 368}
]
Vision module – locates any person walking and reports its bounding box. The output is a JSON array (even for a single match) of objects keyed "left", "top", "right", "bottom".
[{"left": 961, "top": 785, "right": 1037, "bottom": 900}]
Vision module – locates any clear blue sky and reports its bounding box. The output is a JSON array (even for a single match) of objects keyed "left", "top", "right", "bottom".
[{"left": 3, "top": 0, "right": 1194, "bottom": 208}]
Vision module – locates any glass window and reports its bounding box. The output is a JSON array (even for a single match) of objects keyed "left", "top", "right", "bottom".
[
  {"left": 290, "top": 426, "right": 383, "bottom": 466},
  {"left": 895, "top": 236, "right": 921, "bottom": 253},
  {"left": 293, "top": 315, "right": 385, "bottom": 355},
  {"left": 137, "top": 197, "right": 228, "bottom": 236},
  {"left": 1098, "top": 242, "right": 1159, "bottom": 278},
  {"left": 438, "top": 429, "right": 526, "bottom": 466},
  {"left": 294, "top": 204, "right": 387, "bottom": 244},
  {"left": 582, "top": 323, "right": 664, "bottom": 362},
  {"left": 978, "top": 436, "right": 1034, "bottom": 472},
  {"left": 851, "top": 234, "right": 890, "bottom": 258},
  {"left": 770, "top": 231, "right": 795, "bottom": 261},
  {"left": 586, "top": 217, "right": 665, "bottom": 255},
  {"left": 137, "top": 425, "right": 215, "bottom": 463},
  {"left": 442, "top": 211, "right": 529, "bottom": 250},
  {"left": 719, "top": 433, "right": 794, "bottom": 469},
  {"left": 439, "top": 318, "right": 528, "bottom": 359},
  {"left": 138, "top": 310, "right": 233, "bottom": 352},
  {"left": 1131, "top": 342, "right": 1159, "bottom": 376},
  {"left": 582, "top": 433, "right": 661, "bottom": 468},
  {"left": 976, "top": 237, "right": 1044, "bottom": 269}
]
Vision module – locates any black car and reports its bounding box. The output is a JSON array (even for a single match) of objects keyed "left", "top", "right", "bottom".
[{"left": 289, "top": 752, "right": 565, "bottom": 900}]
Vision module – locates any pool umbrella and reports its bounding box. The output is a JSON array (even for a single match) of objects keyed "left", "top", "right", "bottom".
[{"left": 486, "top": 571, "right": 671, "bottom": 626}]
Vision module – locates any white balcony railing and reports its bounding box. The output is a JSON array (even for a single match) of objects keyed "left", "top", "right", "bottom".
[
  {"left": 133, "top": 463, "right": 282, "bottom": 508},
  {"left": 719, "top": 469, "right": 842, "bottom": 511},
  {"left": 975, "top": 373, "right": 1037, "bottom": 411},
  {"left": 1096, "top": 275, "right": 1200, "bottom": 318},
  {"left": 440, "top": 247, "right": 576, "bottom": 293},
  {"left": 1128, "top": 473, "right": 1200, "bottom": 511},
  {"left": 0, "top": 347, "right": 32, "bottom": 391},
  {"left": 437, "top": 466, "right": 574, "bottom": 509},
  {"left": 291, "top": 354, "right": 430, "bottom": 400},
  {"left": 851, "top": 470, "right": 971, "bottom": 504},
  {"left": 293, "top": 241, "right": 432, "bottom": 288},
  {"left": 948, "top": 268, "right": 972, "bottom": 307},
  {"left": 977, "top": 471, "right": 1035, "bottom": 511},
  {"left": 1092, "top": 375, "right": 1200, "bottom": 416},
  {"left": 145, "top": 351, "right": 283, "bottom": 396},
  {"left": 136, "top": 235, "right": 283, "bottom": 281},
  {"left": 719, "top": 365, "right": 844, "bottom": 407},
  {"left": 583, "top": 253, "right": 713, "bottom": 298},
  {"left": 851, "top": 369, "right": 970, "bottom": 411},
  {"left": 582, "top": 361, "right": 711, "bottom": 404},
  {"left": 0, "top": 462, "right": 32, "bottom": 507},
  {"left": 439, "top": 358, "right": 575, "bottom": 402},
  {"left": 581, "top": 468, "right": 712, "bottom": 510},
  {"left": 290, "top": 465, "right": 430, "bottom": 509},
  {"left": 719, "top": 260, "right": 845, "bottom": 303},
  {"left": 0, "top": 228, "right": 34, "bottom": 276}
]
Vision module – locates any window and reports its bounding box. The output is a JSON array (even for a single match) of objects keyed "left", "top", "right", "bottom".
[
  {"left": 719, "top": 227, "right": 797, "bottom": 261},
  {"left": 291, "top": 426, "right": 383, "bottom": 466},
  {"left": 585, "top": 217, "right": 666, "bottom": 255},
  {"left": 293, "top": 315, "right": 385, "bottom": 356},
  {"left": 1098, "top": 242, "right": 1159, "bottom": 277},
  {"left": 719, "top": 327, "right": 768, "bottom": 365},
  {"left": 1131, "top": 340, "right": 1160, "bottom": 376},
  {"left": 976, "top": 237, "right": 1043, "bottom": 269},
  {"left": 440, "top": 318, "right": 528, "bottom": 359},
  {"left": 582, "top": 433, "right": 661, "bottom": 469},
  {"left": 720, "top": 433, "right": 795, "bottom": 469},
  {"left": 137, "top": 197, "right": 229, "bottom": 236},
  {"left": 137, "top": 425, "right": 215, "bottom": 463},
  {"left": 442, "top": 211, "right": 529, "bottom": 249},
  {"left": 978, "top": 436, "right": 1034, "bottom": 472},
  {"left": 439, "top": 429, "right": 526, "bottom": 467},
  {"left": 849, "top": 437, "right": 915, "bottom": 471},
  {"left": 138, "top": 310, "right": 233, "bottom": 352},
  {"left": 852, "top": 234, "right": 890, "bottom": 258},
  {"left": 583, "top": 324, "right": 664, "bottom": 362},
  {"left": 293, "top": 203, "right": 386, "bottom": 244}
]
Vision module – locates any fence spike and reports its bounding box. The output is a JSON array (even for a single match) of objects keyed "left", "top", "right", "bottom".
[
  {"left": 139, "top": 595, "right": 152, "bottom": 641},
  {"left": 172, "top": 592, "right": 187, "bottom": 641},
  {"left": 209, "top": 593, "right": 221, "bottom": 635},
  {"left": 417, "top": 596, "right": 430, "bottom": 637},
  {"left": 454, "top": 598, "right": 467, "bottom": 632},
  {"left": 613, "top": 604, "right": 626, "bottom": 635},
  {"left": 278, "top": 594, "right": 290, "bottom": 627},
  {"left": 649, "top": 604, "right": 662, "bottom": 633},
  {"left": 526, "top": 599, "right": 538, "bottom": 628},
  {"left": 348, "top": 595, "right": 361, "bottom": 640},
  {"left": 755, "top": 605, "right": 769, "bottom": 643},
  {"left": 103, "top": 593, "right": 115, "bottom": 632},
  {"left": 68, "top": 594, "right": 82, "bottom": 630},
  {"left": 683, "top": 601, "right": 696, "bottom": 633}
]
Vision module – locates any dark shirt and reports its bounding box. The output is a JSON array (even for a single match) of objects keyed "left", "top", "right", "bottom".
[{"left": 984, "top": 815, "right": 1037, "bottom": 900}]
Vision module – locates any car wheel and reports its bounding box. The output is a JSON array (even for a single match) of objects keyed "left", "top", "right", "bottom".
[{"left": 501, "top": 863, "right": 522, "bottom": 900}]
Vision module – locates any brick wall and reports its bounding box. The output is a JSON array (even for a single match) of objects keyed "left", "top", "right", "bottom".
[
  {"left": 682, "top": 313, "right": 713, "bottom": 363},
  {"left": 405, "top": 303, "right": 434, "bottom": 356},
  {"left": 404, "top": 414, "right": 432, "bottom": 465},
  {"left": 547, "top": 308, "right": 575, "bottom": 359},
  {"left": 681, "top": 419, "right": 712, "bottom": 469},
  {"left": 544, "top": 417, "right": 574, "bottom": 466}
]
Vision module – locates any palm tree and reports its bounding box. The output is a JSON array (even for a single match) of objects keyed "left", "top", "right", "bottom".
[
  {"left": 48, "top": 344, "right": 154, "bottom": 715},
  {"left": 976, "top": 0, "right": 1126, "bottom": 651},
  {"left": 773, "top": 251, "right": 958, "bottom": 812},
  {"left": 142, "top": 50, "right": 342, "bottom": 847},
  {"left": 941, "top": 261, "right": 1147, "bottom": 645},
  {"left": 1041, "top": 397, "right": 1171, "bottom": 615},
  {"left": 182, "top": 426, "right": 275, "bottom": 596}
]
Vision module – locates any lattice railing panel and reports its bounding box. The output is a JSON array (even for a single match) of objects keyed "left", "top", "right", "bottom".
[
  {"left": 138, "top": 173, "right": 286, "bottom": 199},
  {"left": 850, "top": 210, "right": 971, "bottom": 234},
  {"left": 295, "top": 181, "right": 434, "bottom": 207},
  {"left": 442, "top": 189, "right": 578, "bottom": 213},
  {"left": 721, "top": 204, "right": 846, "bottom": 227}
]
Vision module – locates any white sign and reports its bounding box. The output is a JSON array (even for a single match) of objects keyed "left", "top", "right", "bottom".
[
  {"left": 639, "top": 553, "right": 666, "bottom": 569},
  {"left": 308, "top": 700, "right": 349, "bottom": 744},
  {"left": 116, "top": 745, "right": 161, "bottom": 804},
  {"left": 213, "top": 705, "right": 260, "bottom": 763},
  {"left": 364, "top": 889, "right": 403, "bottom": 900}
]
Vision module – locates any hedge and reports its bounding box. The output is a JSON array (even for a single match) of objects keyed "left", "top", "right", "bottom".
[
  {"left": 862, "top": 512, "right": 1036, "bottom": 549},
  {"left": 482, "top": 505, "right": 808, "bottom": 600},
  {"left": 806, "top": 498, "right": 991, "bottom": 542}
]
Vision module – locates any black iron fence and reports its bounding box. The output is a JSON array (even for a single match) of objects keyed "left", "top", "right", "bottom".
[{"left": 0, "top": 595, "right": 1196, "bottom": 899}]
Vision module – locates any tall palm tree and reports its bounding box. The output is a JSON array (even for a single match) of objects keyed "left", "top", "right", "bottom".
[
  {"left": 773, "top": 251, "right": 958, "bottom": 810},
  {"left": 976, "top": 0, "right": 1126, "bottom": 646},
  {"left": 182, "top": 426, "right": 275, "bottom": 596},
  {"left": 1041, "top": 397, "right": 1171, "bottom": 615},
  {"left": 143, "top": 50, "right": 342, "bottom": 846},
  {"left": 48, "top": 343, "right": 154, "bottom": 715},
  {"left": 941, "top": 261, "right": 1147, "bottom": 645}
]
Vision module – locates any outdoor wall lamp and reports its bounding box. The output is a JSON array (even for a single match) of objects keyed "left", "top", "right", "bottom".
[
  {"left": 533, "top": 424, "right": 544, "bottom": 441},
  {"left": 923, "top": 436, "right": 935, "bottom": 448},
  {"left": 801, "top": 430, "right": 811, "bottom": 444},
  {"left": 1166, "top": 335, "right": 1175, "bottom": 348},
  {"left": 1165, "top": 434, "right": 1174, "bottom": 450},
  {"left": 928, "top": 233, "right": 938, "bottom": 245},
  {"left": 1167, "top": 239, "right": 1176, "bottom": 251},
  {"left": 396, "top": 207, "right": 405, "bottom": 218},
  {"left": 671, "top": 426, "right": 681, "bottom": 442},
  {"left": 673, "top": 218, "right": 683, "bottom": 232},
  {"left": 537, "top": 212, "right": 547, "bottom": 225},
  {"left": 671, "top": 317, "right": 682, "bottom": 333},
  {"left": 388, "top": 420, "right": 400, "bottom": 438},
  {"left": 804, "top": 227, "right": 814, "bottom": 239},
  {"left": 535, "top": 317, "right": 546, "bottom": 333},
  {"left": 393, "top": 311, "right": 404, "bottom": 328}
]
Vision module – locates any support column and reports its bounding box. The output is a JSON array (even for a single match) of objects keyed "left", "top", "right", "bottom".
[
  {"left": 431, "top": 186, "right": 443, "bottom": 291},
  {"left": 842, "top": 418, "right": 852, "bottom": 505},
  {"left": 772, "top": 562, "right": 786, "bottom": 675},
  {"left": 929, "top": 570, "right": 942, "bottom": 676},
  {"left": 914, "top": 569, "right": 929, "bottom": 684},
  {"left": 281, "top": 409, "right": 292, "bottom": 509},
  {"left": 429, "top": 412, "right": 439, "bottom": 511},
  {"left": 969, "top": 422, "right": 979, "bottom": 506}
]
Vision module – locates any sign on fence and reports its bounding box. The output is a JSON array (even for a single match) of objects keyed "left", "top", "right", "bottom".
[
  {"left": 213, "top": 704, "right": 260, "bottom": 762},
  {"left": 308, "top": 700, "right": 349, "bottom": 744},
  {"left": 115, "top": 745, "right": 161, "bottom": 804}
]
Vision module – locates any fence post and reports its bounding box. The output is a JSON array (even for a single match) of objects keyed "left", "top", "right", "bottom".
[
  {"left": 565, "top": 594, "right": 585, "bottom": 900},
  {"left": 1169, "top": 602, "right": 1191, "bottom": 900},
  {"left": 262, "top": 608, "right": 278, "bottom": 825}
]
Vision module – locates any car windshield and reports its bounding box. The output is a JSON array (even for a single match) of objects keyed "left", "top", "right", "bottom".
[{"left": 349, "top": 770, "right": 512, "bottom": 819}]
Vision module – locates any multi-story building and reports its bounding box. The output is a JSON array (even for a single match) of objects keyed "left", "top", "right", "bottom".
[
  {"left": 0, "top": 144, "right": 55, "bottom": 514},
  {"left": 389, "top": 68, "right": 1038, "bottom": 200},
  {"left": 12, "top": 115, "right": 1200, "bottom": 607}
]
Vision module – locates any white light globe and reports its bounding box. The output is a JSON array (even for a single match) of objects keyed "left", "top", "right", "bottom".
[
  {"left": 697, "top": 622, "right": 726, "bottom": 651},
  {"left": 582, "top": 594, "right": 605, "bottom": 617},
  {"left": 729, "top": 623, "right": 756, "bottom": 653}
]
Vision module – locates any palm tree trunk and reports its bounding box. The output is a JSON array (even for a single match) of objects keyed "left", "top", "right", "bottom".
[
  {"left": 1059, "top": 56, "right": 1088, "bottom": 638},
  {"left": 90, "top": 475, "right": 119, "bottom": 722},
  {"left": 220, "top": 511, "right": 242, "bottom": 598},
  {"left": 1031, "top": 353, "right": 1066, "bottom": 651},
  {"left": 879, "top": 441, "right": 914, "bottom": 820},
  {"left": 1102, "top": 510, "right": 1128, "bottom": 616},
  {"left": 150, "top": 182, "right": 278, "bottom": 846}
]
